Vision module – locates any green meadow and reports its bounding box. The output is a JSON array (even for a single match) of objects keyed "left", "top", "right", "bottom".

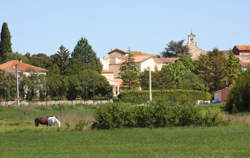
[{"left": 1, "top": 104, "right": 250, "bottom": 158}]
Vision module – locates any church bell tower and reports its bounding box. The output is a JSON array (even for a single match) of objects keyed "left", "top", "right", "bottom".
[{"left": 188, "top": 32, "right": 197, "bottom": 46}]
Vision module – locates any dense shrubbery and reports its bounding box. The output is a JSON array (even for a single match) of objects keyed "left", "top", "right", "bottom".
[
  {"left": 226, "top": 68, "right": 250, "bottom": 113},
  {"left": 118, "top": 89, "right": 211, "bottom": 104},
  {"left": 93, "top": 102, "right": 224, "bottom": 129}
]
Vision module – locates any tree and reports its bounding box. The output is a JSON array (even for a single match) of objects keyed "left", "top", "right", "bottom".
[
  {"left": 161, "top": 40, "right": 189, "bottom": 57},
  {"left": 120, "top": 52, "right": 140, "bottom": 90},
  {"left": 0, "top": 71, "right": 16, "bottom": 101},
  {"left": 197, "top": 48, "right": 227, "bottom": 92},
  {"left": 226, "top": 67, "right": 250, "bottom": 113},
  {"left": 56, "top": 45, "right": 70, "bottom": 73},
  {"left": 66, "top": 70, "right": 113, "bottom": 100},
  {"left": 28, "top": 53, "right": 51, "bottom": 69},
  {"left": 71, "top": 37, "right": 102, "bottom": 73},
  {"left": 225, "top": 50, "right": 240, "bottom": 85},
  {"left": 47, "top": 73, "right": 68, "bottom": 100},
  {"left": 140, "top": 70, "right": 162, "bottom": 90},
  {"left": 178, "top": 56, "right": 197, "bottom": 72},
  {"left": 0, "top": 22, "right": 12, "bottom": 59},
  {"left": 178, "top": 72, "right": 207, "bottom": 91},
  {"left": 161, "top": 60, "right": 190, "bottom": 88},
  {"left": 19, "top": 74, "right": 47, "bottom": 101}
]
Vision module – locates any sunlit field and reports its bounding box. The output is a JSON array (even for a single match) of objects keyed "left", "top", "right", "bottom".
[{"left": 1, "top": 104, "right": 250, "bottom": 158}]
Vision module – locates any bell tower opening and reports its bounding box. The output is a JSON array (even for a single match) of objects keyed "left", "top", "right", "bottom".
[{"left": 188, "top": 32, "right": 197, "bottom": 46}]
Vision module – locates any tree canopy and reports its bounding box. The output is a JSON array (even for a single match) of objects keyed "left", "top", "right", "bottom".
[
  {"left": 71, "top": 37, "right": 102, "bottom": 73},
  {"left": 162, "top": 40, "right": 189, "bottom": 57}
]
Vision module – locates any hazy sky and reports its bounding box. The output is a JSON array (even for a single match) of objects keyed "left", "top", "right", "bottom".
[{"left": 1, "top": 0, "right": 250, "bottom": 57}]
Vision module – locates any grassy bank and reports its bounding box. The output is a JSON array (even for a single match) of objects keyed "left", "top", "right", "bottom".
[{"left": 1, "top": 126, "right": 250, "bottom": 158}]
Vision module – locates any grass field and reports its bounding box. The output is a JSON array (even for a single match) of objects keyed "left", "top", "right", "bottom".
[{"left": 1, "top": 103, "right": 250, "bottom": 158}]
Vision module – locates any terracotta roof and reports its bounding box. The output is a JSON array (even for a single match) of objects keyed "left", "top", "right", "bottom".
[
  {"left": 108, "top": 48, "right": 129, "bottom": 54},
  {"left": 102, "top": 70, "right": 113, "bottom": 73},
  {"left": 240, "top": 62, "right": 250, "bottom": 66},
  {"left": 234, "top": 45, "right": 250, "bottom": 51},
  {"left": 0, "top": 60, "right": 48, "bottom": 72},
  {"left": 114, "top": 79, "right": 123, "bottom": 84},
  {"left": 155, "top": 58, "right": 178, "bottom": 63}
]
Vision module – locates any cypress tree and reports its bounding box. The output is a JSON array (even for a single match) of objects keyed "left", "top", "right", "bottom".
[{"left": 0, "top": 22, "right": 12, "bottom": 58}]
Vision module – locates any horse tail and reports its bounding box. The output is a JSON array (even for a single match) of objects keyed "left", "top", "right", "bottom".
[{"left": 34, "top": 118, "right": 39, "bottom": 127}]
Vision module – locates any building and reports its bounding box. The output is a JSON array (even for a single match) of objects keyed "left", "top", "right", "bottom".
[
  {"left": 100, "top": 32, "right": 205, "bottom": 96},
  {"left": 0, "top": 60, "right": 48, "bottom": 76},
  {"left": 232, "top": 45, "right": 250, "bottom": 69},
  {"left": 214, "top": 87, "right": 230, "bottom": 102},
  {"left": 187, "top": 32, "right": 207, "bottom": 60}
]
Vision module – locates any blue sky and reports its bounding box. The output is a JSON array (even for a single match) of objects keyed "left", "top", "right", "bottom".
[{"left": 1, "top": 0, "right": 250, "bottom": 57}]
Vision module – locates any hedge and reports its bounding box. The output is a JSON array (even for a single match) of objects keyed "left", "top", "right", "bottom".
[
  {"left": 92, "top": 103, "right": 224, "bottom": 129},
  {"left": 118, "top": 89, "right": 211, "bottom": 104}
]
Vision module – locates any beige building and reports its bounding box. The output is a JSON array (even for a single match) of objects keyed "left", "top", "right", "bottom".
[
  {"left": 187, "top": 32, "right": 207, "bottom": 59},
  {"left": 101, "top": 49, "right": 177, "bottom": 96}
]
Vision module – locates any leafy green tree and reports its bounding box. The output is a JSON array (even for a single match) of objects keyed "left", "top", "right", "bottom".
[
  {"left": 0, "top": 22, "right": 12, "bottom": 60},
  {"left": 178, "top": 72, "right": 207, "bottom": 91},
  {"left": 71, "top": 37, "right": 102, "bottom": 73},
  {"left": 225, "top": 50, "right": 240, "bottom": 85},
  {"left": 2, "top": 52, "right": 29, "bottom": 63},
  {"left": 66, "top": 70, "right": 113, "bottom": 100},
  {"left": 0, "top": 71, "right": 16, "bottom": 101},
  {"left": 161, "top": 60, "right": 190, "bottom": 88},
  {"left": 19, "top": 74, "right": 47, "bottom": 101},
  {"left": 28, "top": 53, "right": 51, "bottom": 69},
  {"left": 178, "top": 56, "right": 197, "bottom": 72},
  {"left": 47, "top": 73, "right": 68, "bottom": 100},
  {"left": 120, "top": 52, "right": 140, "bottom": 90},
  {"left": 140, "top": 70, "right": 161, "bottom": 90},
  {"left": 162, "top": 40, "right": 189, "bottom": 57},
  {"left": 226, "top": 67, "right": 250, "bottom": 113},
  {"left": 197, "top": 48, "right": 227, "bottom": 92}
]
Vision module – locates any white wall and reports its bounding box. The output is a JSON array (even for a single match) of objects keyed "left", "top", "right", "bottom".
[
  {"left": 100, "top": 58, "right": 110, "bottom": 70},
  {"left": 140, "top": 58, "right": 156, "bottom": 72}
]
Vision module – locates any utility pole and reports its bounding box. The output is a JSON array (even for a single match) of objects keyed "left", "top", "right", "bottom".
[
  {"left": 16, "top": 63, "right": 20, "bottom": 105},
  {"left": 149, "top": 67, "right": 152, "bottom": 102}
]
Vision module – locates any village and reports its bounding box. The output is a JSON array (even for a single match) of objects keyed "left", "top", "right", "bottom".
[{"left": 0, "top": 1, "right": 250, "bottom": 157}]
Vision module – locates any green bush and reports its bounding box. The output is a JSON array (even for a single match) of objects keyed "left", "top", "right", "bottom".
[
  {"left": 93, "top": 102, "right": 224, "bottom": 129},
  {"left": 226, "top": 68, "right": 250, "bottom": 113},
  {"left": 118, "top": 89, "right": 211, "bottom": 104}
]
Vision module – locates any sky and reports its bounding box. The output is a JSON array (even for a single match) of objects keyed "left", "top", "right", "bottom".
[{"left": 1, "top": 0, "right": 250, "bottom": 58}]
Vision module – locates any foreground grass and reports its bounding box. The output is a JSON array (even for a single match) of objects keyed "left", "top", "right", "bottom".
[{"left": 1, "top": 126, "right": 250, "bottom": 158}]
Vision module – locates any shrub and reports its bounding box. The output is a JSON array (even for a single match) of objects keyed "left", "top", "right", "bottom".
[
  {"left": 93, "top": 102, "right": 224, "bottom": 129},
  {"left": 226, "top": 68, "right": 250, "bottom": 113},
  {"left": 75, "top": 120, "right": 91, "bottom": 131},
  {"left": 118, "top": 89, "right": 211, "bottom": 104}
]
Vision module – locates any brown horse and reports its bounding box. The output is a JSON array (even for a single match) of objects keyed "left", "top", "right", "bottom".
[{"left": 34, "top": 117, "right": 49, "bottom": 127}]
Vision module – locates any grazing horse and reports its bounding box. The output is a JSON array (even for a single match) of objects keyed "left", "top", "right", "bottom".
[
  {"left": 34, "top": 117, "right": 49, "bottom": 127},
  {"left": 48, "top": 116, "right": 61, "bottom": 127}
]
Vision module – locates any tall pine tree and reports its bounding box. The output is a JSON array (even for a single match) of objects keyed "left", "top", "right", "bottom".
[
  {"left": 225, "top": 50, "right": 240, "bottom": 85},
  {"left": 0, "top": 22, "right": 12, "bottom": 59},
  {"left": 71, "top": 37, "right": 102, "bottom": 73}
]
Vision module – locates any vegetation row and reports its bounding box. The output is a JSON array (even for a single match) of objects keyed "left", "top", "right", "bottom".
[
  {"left": 93, "top": 102, "right": 225, "bottom": 129},
  {"left": 117, "top": 89, "right": 211, "bottom": 104}
]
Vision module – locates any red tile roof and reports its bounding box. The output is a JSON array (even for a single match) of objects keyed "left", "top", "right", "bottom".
[
  {"left": 108, "top": 48, "right": 129, "bottom": 54},
  {"left": 156, "top": 58, "right": 178, "bottom": 63},
  {"left": 240, "top": 62, "right": 250, "bottom": 66},
  {"left": 0, "top": 60, "right": 48, "bottom": 72},
  {"left": 234, "top": 45, "right": 250, "bottom": 51},
  {"left": 102, "top": 70, "right": 113, "bottom": 73}
]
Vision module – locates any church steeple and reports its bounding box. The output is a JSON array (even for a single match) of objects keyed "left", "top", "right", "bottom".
[{"left": 188, "top": 32, "right": 197, "bottom": 46}]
